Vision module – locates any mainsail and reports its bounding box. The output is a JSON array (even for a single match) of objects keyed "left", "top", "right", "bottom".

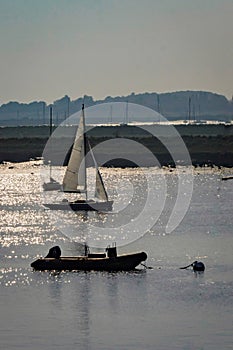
[{"left": 62, "top": 105, "right": 87, "bottom": 193}]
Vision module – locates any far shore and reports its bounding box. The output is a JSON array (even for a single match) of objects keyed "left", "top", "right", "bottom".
[{"left": 0, "top": 134, "right": 232, "bottom": 167}]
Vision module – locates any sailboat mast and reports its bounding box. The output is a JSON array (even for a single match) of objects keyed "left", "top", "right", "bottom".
[
  {"left": 49, "top": 106, "right": 53, "bottom": 180},
  {"left": 49, "top": 106, "right": 53, "bottom": 137},
  {"left": 82, "top": 104, "right": 87, "bottom": 200},
  {"left": 188, "top": 96, "right": 191, "bottom": 123}
]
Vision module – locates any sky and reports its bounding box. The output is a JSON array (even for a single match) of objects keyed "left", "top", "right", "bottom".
[{"left": 0, "top": 0, "right": 233, "bottom": 105}]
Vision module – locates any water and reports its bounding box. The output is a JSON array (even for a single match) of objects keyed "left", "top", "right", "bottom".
[{"left": 0, "top": 162, "right": 232, "bottom": 350}]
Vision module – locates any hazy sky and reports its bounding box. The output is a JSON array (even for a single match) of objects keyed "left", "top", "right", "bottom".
[{"left": 0, "top": 0, "right": 232, "bottom": 104}]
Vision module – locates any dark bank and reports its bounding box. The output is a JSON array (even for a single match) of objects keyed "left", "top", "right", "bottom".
[{"left": 0, "top": 124, "right": 233, "bottom": 167}]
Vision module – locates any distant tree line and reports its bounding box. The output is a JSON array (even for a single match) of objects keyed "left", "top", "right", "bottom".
[{"left": 0, "top": 91, "right": 232, "bottom": 126}]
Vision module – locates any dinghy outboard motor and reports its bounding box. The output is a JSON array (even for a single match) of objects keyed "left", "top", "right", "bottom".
[
  {"left": 106, "top": 246, "right": 117, "bottom": 258},
  {"left": 45, "top": 246, "right": 61, "bottom": 259}
]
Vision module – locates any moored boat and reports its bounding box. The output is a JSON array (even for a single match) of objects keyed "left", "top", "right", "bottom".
[
  {"left": 43, "top": 107, "right": 62, "bottom": 191},
  {"left": 31, "top": 245, "right": 147, "bottom": 272},
  {"left": 222, "top": 175, "right": 233, "bottom": 181},
  {"left": 43, "top": 177, "right": 61, "bottom": 191}
]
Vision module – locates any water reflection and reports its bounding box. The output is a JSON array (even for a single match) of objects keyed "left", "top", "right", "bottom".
[
  {"left": 75, "top": 273, "right": 91, "bottom": 348},
  {"left": 47, "top": 272, "right": 63, "bottom": 308}
]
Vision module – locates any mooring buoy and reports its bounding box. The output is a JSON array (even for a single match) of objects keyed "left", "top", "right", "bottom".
[
  {"left": 180, "top": 260, "right": 205, "bottom": 272},
  {"left": 192, "top": 261, "right": 205, "bottom": 272}
]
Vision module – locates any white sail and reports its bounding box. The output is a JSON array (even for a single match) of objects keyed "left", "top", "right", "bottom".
[
  {"left": 62, "top": 107, "right": 87, "bottom": 192},
  {"left": 87, "top": 139, "right": 108, "bottom": 201},
  {"left": 95, "top": 168, "right": 108, "bottom": 201}
]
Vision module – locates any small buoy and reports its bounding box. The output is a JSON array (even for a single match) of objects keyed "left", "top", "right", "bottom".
[
  {"left": 192, "top": 261, "right": 205, "bottom": 272},
  {"left": 180, "top": 260, "right": 205, "bottom": 272}
]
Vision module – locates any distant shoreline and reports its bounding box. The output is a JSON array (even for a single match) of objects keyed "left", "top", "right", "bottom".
[
  {"left": 1, "top": 124, "right": 232, "bottom": 166},
  {"left": 1, "top": 134, "right": 232, "bottom": 167}
]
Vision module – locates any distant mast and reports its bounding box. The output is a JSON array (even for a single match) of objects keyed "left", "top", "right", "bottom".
[
  {"left": 49, "top": 106, "right": 53, "bottom": 136},
  {"left": 125, "top": 100, "right": 129, "bottom": 124},
  {"left": 157, "top": 94, "right": 160, "bottom": 114},
  {"left": 42, "top": 102, "right": 46, "bottom": 125},
  {"left": 110, "top": 105, "right": 113, "bottom": 124},
  {"left": 157, "top": 94, "right": 161, "bottom": 123},
  {"left": 188, "top": 96, "right": 191, "bottom": 123}
]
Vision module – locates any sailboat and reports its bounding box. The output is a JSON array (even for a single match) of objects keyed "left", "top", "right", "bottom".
[
  {"left": 43, "top": 106, "right": 61, "bottom": 191},
  {"left": 43, "top": 104, "right": 113, "bottom": 212},
  {"left": 43, "top": 163, "right": 61, "bottom": 191}
]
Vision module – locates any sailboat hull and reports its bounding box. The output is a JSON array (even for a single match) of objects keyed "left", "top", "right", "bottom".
[
  {"left": 43, "top": 181, "right": 61, "bottom": 191},
  {"left": 31, "top": 252, "right": 147, "bottom": 272},
  {"left": 43, "top": 199, "right": 113, "bottom": 212}
]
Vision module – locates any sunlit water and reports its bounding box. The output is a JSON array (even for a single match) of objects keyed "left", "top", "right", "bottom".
[{"left": 0, "top": 162, "right": 232, "bottom": 350}]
